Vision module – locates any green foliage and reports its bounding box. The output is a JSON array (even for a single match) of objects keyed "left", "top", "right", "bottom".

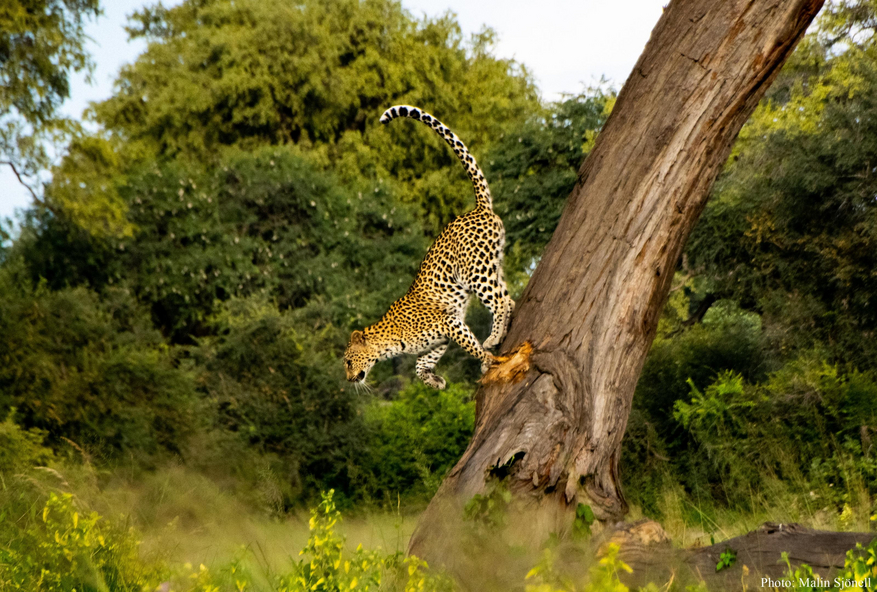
[
  {"left": 0, "top": 491, "right": 162, "bottom": 591},
  {"left": 20, "top": 145, "right": 426, "bottom": 341},
  {"left": 674, "top": 372, "right": 754, "bottom": 446},
  {"left": 463, "top": 480, "right": 512, "bottom": 530},
  {"left": 625, "top": 290, "right": 877, "bottom": 515},
  {"left": 285, "top": 490, "right": 391, "bottom": 591},
  {"left": 524, "top": 547, "right": 578, "bottom": 592},
  {"left": 0, "top": 258, "right": 475, "bottom": 508},
  {"left": 0, "top": 410, "right": 53, "bottom": 475},
  {"left": 274, "top": 489, "right": 454, "bottom": 591},
  {"left": 197, "top": 296, "right": 366, "bottom": 505},
  {"left": 583, "top": 545, "right": 633, "bottom": 592},
  {"left": 818, "top": 0, "right": 877, "bottom": 52},
  {"left": 47, "top": 135, "right": 134, "bottom": 238},
  {"left": 8, "top": 205, "right": 119, "bottom": 298},
  {"left": 125, "top": 146, "right": 424, "bottom": 338},
  {"left": 783, "top": 556, "right": 827, "bottom": 592},
  {"left": 358, "top": 382, "right": 474, "bottom": 502},
  {"left": 623, "top": 296, "right": 772, "bottom": 516},
  {"left": 572, "top": 504, "right": 596, "bottom": 540},
  {"left": 665, "top": 356, "right": 877, "bottom": 509},
  {"left": 92, "top": 0, "right": 538, "bottom": 231},
  {"left": 0, "top": 0, "right": 100, "bottom": 185},
  {"left": 0, "top": 273, "right": 197, "bottom": 461},
  {"left": 631, "top": 299, "right": 768, "bottom": 453},
  {"left": 715, "top": 548, "right": 736, "bottom": 572},
  {"left": 487, "top": 87, "right": 614, "bottom": 277}
]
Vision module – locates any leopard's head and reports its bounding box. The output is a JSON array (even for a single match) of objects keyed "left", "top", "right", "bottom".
[{"left": 343, "top": 330, "right": 378, "bottom": 383}]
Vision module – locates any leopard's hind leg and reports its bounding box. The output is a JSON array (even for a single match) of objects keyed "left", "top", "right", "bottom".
[{"left": 478, "top": 260, "right": 515, "bottom": 350}]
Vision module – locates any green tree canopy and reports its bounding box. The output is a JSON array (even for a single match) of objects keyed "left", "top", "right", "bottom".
[
  {"left": 15, "top": 0, "right": 543, "bottom": 342},
  {"left": 486, "top": 88, "right": 614, "bottom": 279},
  {"left": 18, "top": 145, "right": 426, "bottom": 341},
  {"left": 686, "top": 17, "right": 877, "bottom": 368},
  {"left": 0, "top": 0, "right": 100, "bottom": 191},
  {"left": 90, "top": 0, "right": 539, "bottom": 231}
]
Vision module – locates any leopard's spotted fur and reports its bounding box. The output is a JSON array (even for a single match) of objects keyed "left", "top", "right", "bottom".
[{"left": 344, "top": 105, "right": 514, "bottom": 389}]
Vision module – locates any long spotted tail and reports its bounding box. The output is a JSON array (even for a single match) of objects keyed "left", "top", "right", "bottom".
[{"left": 380, "top": 105, "right": 492, "bottom": 210}]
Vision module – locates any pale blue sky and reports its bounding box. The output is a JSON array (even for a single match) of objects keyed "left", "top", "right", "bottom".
[{"left": 0, "top": 0, "right": 665, "bottom": 222}]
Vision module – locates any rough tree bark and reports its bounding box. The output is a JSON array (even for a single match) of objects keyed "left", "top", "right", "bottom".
[{"left": 410, "top": 0, "right": 825, "bottom": 560}]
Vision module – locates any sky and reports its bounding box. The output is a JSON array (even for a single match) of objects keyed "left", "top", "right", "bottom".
[{"left": 0, "top": 0, "right": 665, "bottom": 222}]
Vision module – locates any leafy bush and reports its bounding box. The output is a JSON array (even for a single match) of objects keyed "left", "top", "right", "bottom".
[
  {"left": 0, "top": 492, "right": 163, "bottom": 591},
  {"left": 196, "top": 296, "right": 367, "bottom": 507},
  {"left": 635, "top": 300, "right": 769, "bottom": 433},
  {"left": 624, "top": 288, "right": 877, "bottom": 515},
  {"left": 0, "top": 274, "right": 197, "bottom": 462},
  {"left": 670, "top": 356, "right": 877, "bottom": 508},
  {"left": 277, "top": 490, "right": 454, "bottom": 592},
  {"left": 356, "top": 382, "right": 475, "bottom": 503},
  {"left": 0, "top": 411, "right": 53, "bottom": 475},
  {"left": 622, "top": 299, "right": 770, "bottom": 512}
]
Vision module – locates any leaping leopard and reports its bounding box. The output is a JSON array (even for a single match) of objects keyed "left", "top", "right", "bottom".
[{"left": 344, "top": 105, "right": 514, "bottom": 390}]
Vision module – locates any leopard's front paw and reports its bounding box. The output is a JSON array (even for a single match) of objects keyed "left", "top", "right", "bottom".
[
  {"left": 422, "top": 373, "right": 447, "bottom": 390},
  {"left": 480, "top": 353, "right": 497, "bottom": 374}
]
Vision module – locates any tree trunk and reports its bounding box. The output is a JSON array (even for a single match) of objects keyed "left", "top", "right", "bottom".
[{"left": 410, "top": 0, "right": 824, "bottom": 560}]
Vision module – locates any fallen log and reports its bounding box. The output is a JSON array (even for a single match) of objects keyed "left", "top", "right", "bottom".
[{"left": 610, "top": 521, "right": 876, "bottom": 591}]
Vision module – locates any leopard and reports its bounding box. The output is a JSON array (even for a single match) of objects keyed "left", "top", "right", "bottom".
[{"left": 344, "top": 105, "right": 515, "bottom": 390}]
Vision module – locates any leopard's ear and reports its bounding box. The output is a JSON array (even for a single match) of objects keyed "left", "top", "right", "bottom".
[{"left": 351, "top": 330, "right": 365, "bottom": 345}]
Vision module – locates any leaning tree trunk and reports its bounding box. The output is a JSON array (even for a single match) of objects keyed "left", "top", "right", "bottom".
[{"left": 410, "top": 0, "right": 824, "bottom": 560}]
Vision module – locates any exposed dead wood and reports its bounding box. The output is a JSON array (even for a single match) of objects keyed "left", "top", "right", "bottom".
[{"left": 480, "top": 341, "right": 533, "bottom": 386}]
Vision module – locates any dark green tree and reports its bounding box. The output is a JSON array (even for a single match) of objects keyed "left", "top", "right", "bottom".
[
  {"left": 18, "top": 145, "right": 426, "bottom": 341},
  {"left": 195, "top": 296, "right": 367, "bottom": 503},
  {"left": 686, "top": 28, "right": 877, "bottom": 368},
  {"left": 486, "top": 88, "right": 614, "bottom": 280},
  {"left": 0, "top": 267, "right": 196, "bottom": 460}
]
